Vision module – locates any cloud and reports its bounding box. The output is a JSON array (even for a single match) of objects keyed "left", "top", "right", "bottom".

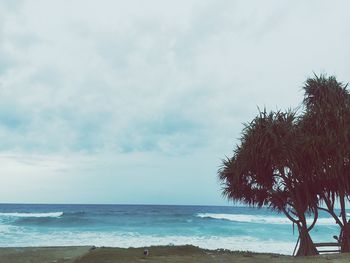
[
  {"left": 0, "top": 1, "right": 349, "bottom": 156},
  {"left": 0, "top": 0, "right": 350, "bottom": 203}
]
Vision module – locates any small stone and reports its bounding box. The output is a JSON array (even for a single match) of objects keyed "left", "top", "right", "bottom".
[{"left": 89, "top": 246, "right": 96, "bottom": 251}]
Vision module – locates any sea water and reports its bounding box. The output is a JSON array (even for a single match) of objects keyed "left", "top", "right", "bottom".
[{"left": 0, "top": 204, "right": 342, "bottom": 254}]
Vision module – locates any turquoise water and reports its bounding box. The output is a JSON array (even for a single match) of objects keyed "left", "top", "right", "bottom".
[{"left": 0, "top": 204, "right": 341, "bottom": 254}]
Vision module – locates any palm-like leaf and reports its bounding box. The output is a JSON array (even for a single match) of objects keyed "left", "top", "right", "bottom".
[
  {"left": 218, "top": 109, "right": 319, "bottom": 255},
  {"left": 302, "top": 74, "right": 350, "bottom": 252}
]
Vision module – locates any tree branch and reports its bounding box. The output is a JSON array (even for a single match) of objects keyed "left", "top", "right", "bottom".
[
  {"left": 307, "top": 207, "right": 318, "bottom": 231},
  {"left": 281, "top": 206, "right": 300, "bottom": 226},
  {"left": 317, "top": 205, "right": 343, "bottom": 227}
]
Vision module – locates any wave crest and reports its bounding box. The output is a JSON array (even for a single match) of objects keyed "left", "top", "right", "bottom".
[
  {"left": 197, "top": 213, "right": 336, "bottom": 225},
  {"left": 0, "top": 212, "right": 63, "bottom": 218}
]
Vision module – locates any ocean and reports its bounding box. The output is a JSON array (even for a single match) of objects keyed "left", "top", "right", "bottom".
[{"left": 0, "top": 204, "right": 342, "bottom": 255}]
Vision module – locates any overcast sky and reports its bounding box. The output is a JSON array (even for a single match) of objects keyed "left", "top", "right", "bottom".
[{"left": 0, "top": 0, "right": 349, "bottom": 205}]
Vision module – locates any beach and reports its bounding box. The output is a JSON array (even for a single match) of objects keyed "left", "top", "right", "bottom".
[
  {"left": 1, "top": 204, "right": 347, "bottom": 261},
  {"left": 0, "top": 204, "right": 341, "bottom": 255},
  {"left": 1, "top": 246, "right": 350, "bottom": 263}
]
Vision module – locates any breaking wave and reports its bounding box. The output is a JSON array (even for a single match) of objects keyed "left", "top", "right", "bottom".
[
  {"left": 197, "top": 213, "right": 337, "bottom": 225},
  {"left": 0, "top": 212, "right": 63, "bottom": 218}
]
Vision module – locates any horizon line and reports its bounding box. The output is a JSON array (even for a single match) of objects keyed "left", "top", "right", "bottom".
[{"left": 0, "top": 202, "right": 246, "bottom": 207}]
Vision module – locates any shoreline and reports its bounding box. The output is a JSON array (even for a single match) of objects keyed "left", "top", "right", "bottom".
[{"left": 1, "top": 245, "right": 350, "bottom": 263}]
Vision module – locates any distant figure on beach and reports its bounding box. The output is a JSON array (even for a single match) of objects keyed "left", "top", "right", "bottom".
[{"left": 143, "top": 249, "right": 149, "bottom": 256}]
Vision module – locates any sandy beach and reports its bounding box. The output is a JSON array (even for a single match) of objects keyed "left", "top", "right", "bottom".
[{"left": 1, "top": 246, "right": 350, "bottom": 263}]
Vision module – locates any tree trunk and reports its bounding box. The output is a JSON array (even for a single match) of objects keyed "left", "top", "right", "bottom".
[
  {"left": 296, "top": 223, "right": 318, "bottom": 256},
  {"left": 318, "top": 194, "right": 349, "bottom": 252},
  {"left": 340, "top": 223, "right": 350, "bottom": 252},
  {"left": 339, "top": 194, "right": 350, "bottom": 253}
]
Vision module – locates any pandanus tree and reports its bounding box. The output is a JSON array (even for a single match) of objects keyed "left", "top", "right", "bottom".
[
  {"left": 218, "top": 110, "right": 319, "bottom": 256},
  {"left": 301, "top": 75, "right": 350, "bottom": 252}
]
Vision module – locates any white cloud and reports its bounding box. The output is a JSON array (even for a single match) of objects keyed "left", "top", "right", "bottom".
[{"left": 0, "top": 0, "right": 350, "bottom": 204}]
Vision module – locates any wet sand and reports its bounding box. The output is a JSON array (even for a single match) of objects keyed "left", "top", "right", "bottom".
[
  {"left": 0, "top": 246, "right": 90, "bottom": 263},
  {"left": 1, "top": 245, "right": 350, "bottom": 263}
]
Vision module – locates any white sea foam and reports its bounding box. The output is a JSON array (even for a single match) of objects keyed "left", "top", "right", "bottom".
[
  {"left": 0, "top": 212, "right": 63, "bottom": 218},
  {"left": 197, "top": 213, "right": 290, "bottom": 224},
  {"left": 0, "top": 224, "right": 18, "bottom": 234},
  {"left": 0, "top": 230, "right": 296, "bottom": 255},
  {"left": 197, "top": 213, "right": 337, "bottom": 225}
]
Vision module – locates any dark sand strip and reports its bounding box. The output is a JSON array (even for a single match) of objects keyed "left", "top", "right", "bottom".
[
  {"left": 1, "top": 246, "right": 350, "bottom": 263},
  {"left": 0, "top": 246, "right": 90, "bottom": 263},
  {"left": 74, "top": 246, "right": 350, "bottom": 263}
]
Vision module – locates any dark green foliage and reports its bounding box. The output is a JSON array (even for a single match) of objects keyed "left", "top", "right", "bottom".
[
  {"left": 218, "top": 74, "right": 350, "bottom": 256},
  {"left": 302, "top": 75, "right": 350, "bottom": 252}
]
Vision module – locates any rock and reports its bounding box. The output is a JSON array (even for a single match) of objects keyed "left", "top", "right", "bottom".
[{"left": 89, "top": 246, "right": 96, "bottom": 251}]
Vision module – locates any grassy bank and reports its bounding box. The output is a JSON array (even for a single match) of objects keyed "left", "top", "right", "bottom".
[{"left": 1, "top": 245, "right": 350, "bottom": 263}]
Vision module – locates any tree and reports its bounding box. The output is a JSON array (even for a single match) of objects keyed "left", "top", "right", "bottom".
[
  {"left": 218, "top": 110, "right": 319, "bottom": 256},
  {"left": 301, "top": 75, "right": 350, "bottom": 252}
]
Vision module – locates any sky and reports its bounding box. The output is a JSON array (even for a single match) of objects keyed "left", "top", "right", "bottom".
[{"left": 0, "top": 0, "right": 350, "bottom": 205}]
